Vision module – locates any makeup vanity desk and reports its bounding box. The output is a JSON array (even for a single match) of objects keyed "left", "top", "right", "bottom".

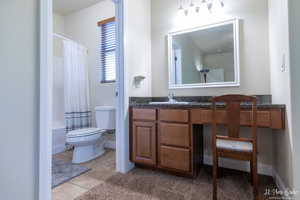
[{"left": 129, "top": 97, "right": 285, "bottom": 177}]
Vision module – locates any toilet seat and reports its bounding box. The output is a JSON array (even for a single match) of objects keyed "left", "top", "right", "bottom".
[{"left": 67, "top": 128, "right": 105, "bottom": 138}]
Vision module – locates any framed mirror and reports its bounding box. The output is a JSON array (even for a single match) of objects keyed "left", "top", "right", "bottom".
[{"left": 168, "top": 19, "right": 240, "bottom": 89}]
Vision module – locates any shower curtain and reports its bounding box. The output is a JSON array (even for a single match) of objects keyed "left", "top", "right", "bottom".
[{"left": 63, "top": 40, "right": 92, "bottom": 132}]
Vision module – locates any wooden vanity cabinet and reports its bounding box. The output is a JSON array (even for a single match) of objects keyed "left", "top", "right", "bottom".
[
  {"left": 130, "top": 108, "right": 202, "bottom": 177},
  {"left": 130, "top": 105, "right": 285, "bottom": 177}
]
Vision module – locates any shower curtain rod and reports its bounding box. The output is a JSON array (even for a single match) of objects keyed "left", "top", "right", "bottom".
[
  {"left": 53, "top": 33, "right": 73, "bottom": 42},
  {"left": 53, "top": 33, "right": 88, "bottom": 53}
]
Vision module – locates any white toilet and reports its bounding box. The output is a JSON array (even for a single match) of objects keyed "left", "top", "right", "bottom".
[{"left": 66, "top": 106, "right": 115, "bottom": 164}]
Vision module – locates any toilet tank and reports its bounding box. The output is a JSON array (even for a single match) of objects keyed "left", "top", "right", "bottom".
[{"left": 95, "top": 106, "right": 116, "bottom": 130}]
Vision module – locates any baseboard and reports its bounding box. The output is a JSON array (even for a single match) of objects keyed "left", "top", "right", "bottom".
[
  {"left": 273, "top": 169, "right": 293, "bottom": 199},
  {"left": 203, "top": 155, "right": 273, "bottom": 176},
  {"left": 105, "top": 140, "right": 116, "bottom": 149}
]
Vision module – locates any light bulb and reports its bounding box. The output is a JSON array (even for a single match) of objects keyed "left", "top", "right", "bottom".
[
  {"left": 220, "top": 0, "right": 225, "bottom": 7},
  {"left": 210, "top": 0, "right": 224, "bottom": 13},
  {"left": 184, "top": 9, "right": 189, "bottom": 16},
  {"left": 207, "top": 1, "right": 213, "bottom": 13},
  {"left": 199, "top": 0, "right": 211, "bottom": 16},
  {"left": 188, "top": 1, "right": 197, "bottom": 17},
  {"left": 189, "top": 0, "right": 195, "bottom": 8},
  {"left": 177, "top": 0, "right": 189, "bottom": 17},
  {"left": 178, "top": 5, "right": 186, "bottom": 17},
  {"left": 195, "top": 6, "right": 200, "bottom": 14}
]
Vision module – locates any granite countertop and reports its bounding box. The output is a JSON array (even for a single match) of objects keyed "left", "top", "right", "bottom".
[{"left": 129, "top": 96, "right": 286, "bottom": 110}]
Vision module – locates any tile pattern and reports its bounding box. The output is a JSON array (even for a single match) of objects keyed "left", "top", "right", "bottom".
[
  {"left": 53, "top": 150, "right": 281, "bottom": 200},
  {"left": 52, "top": 150, "right": 115, "bottom": 200}
]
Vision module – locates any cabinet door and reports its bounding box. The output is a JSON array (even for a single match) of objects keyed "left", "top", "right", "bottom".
[{"left": 132, "top": 121, "right": 156, "bottom": 166}]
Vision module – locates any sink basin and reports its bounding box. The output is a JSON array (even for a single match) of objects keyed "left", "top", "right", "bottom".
[{"left": 149, "top": 101, "right": 190, "bottom": 105}]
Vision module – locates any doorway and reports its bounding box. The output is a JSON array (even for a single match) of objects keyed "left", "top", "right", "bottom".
[{"left": 39, "top": 0, "right": 129, "bottom": 199}]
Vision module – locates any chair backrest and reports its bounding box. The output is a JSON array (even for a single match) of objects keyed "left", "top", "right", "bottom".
[{"left": 212, "top": 94, "right": 257, "bottom": 141}]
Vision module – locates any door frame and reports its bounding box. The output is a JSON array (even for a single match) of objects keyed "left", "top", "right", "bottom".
[{"left": 39, "top": 0, "right": 130, "bottom": 199}]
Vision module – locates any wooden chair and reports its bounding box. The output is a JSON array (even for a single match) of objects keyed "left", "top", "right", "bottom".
[{"left": 211, "top": 95, "right": 258, "bottom": 200}]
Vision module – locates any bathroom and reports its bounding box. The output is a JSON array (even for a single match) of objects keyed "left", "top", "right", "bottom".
[
  {"left": 50, "top": 0, "right": 294, "bottom": 199},
  {"left": 51, "top": 0, "right": 117, "bottom": 197},
  {"left": 2, "top": 0, "right": 300, "bottom": 199}
]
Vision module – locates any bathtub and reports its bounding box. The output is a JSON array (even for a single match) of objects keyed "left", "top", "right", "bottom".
[{"left": 52, "top": 126, "right": 67, "bottom": 155}]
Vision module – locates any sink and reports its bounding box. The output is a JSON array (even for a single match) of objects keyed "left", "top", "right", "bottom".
[{"left": 149, "top": 101, "right": 190, "bottom": 105}]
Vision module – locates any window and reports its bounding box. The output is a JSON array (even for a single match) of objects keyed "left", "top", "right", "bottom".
[{"left": 98, "top": 17, "right": 116, "bottom": 83}]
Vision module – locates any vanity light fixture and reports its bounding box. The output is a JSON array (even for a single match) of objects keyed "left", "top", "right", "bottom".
[
  {"left": 178, "top": 0, "right": 224, "bottom": 16},
  {"left": 178, "top": 1, "right": 188, "bottom": 17}
]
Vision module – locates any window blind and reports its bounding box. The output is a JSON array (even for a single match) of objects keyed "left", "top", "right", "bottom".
[{"left": 99, "top": 20, "right": 116, "bottom": 83}]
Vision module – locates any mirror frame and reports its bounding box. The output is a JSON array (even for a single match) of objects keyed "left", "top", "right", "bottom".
[{"left": 168, "top": 19, "right": 240, "bottom": 89}]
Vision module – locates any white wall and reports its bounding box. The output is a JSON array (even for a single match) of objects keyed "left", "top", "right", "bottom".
[
  {"left": 289, "top": 0, "right": 300, "bottom": 196},
  {"left": 0, "top": 0, "right": 39, "bottom": 199},
  {"left": 268, "top": 0, "right": 294, "bottom": 190},
  {"left": 151, "top": 0, "right": 270, "bottom": 96}
]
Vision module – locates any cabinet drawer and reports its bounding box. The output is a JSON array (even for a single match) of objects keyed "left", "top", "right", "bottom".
[
  {"left": 191, "top": 109, "right": 280, "bottom": 128},
  {"left": 132, "top": 108, "right": 156, "bottom": 121},
  {"left": 160, "top": 146, "right": 190, "bottom": 172},
  {"left": 160, "top": 123, "right": 190, "bottom": 147},
  {"left": 159, "top": 109, "right": 189, "bottom": 123}
]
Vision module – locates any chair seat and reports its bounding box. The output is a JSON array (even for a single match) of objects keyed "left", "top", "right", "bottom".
[{"left": 216, "top": 139, "right": 253, "bottom": 152}]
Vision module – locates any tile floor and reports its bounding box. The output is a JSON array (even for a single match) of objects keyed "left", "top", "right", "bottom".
[
  {"left": 53, "top": 150, "right": 280, "bottom": 200},
  {"left": 52, "top": 149, "right": 116, "bottom": 200}
]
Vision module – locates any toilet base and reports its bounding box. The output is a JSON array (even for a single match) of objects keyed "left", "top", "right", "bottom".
[{"left": 72, "top": 141, "right": 106, "bottom": 164}]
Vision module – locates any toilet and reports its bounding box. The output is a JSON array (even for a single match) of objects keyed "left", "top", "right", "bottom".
[{"left": 66, "top": 106, "right": 115, "bottom": 164}]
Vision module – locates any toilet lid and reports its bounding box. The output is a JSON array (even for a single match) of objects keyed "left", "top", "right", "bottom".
[{"left": 67, "top": 128, "right": 105, "bottom": 138}]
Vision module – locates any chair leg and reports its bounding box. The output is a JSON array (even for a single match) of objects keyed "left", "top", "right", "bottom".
[
  {"left": 216, "top": 155, "right": 219, "bottom": 178},
  {"left": 250, "top": 158, "right": 253, "bottom": 185},
  {"left": 213, "top": 152, "right": 218, "bottom": 200},
  {"left": 252, "top": 155, "right": 258, "bottom": 200}
]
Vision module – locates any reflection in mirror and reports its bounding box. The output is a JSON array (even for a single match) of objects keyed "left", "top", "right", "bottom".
[{"left": 168, "top": 19, "right": 239, "bottom": 88}]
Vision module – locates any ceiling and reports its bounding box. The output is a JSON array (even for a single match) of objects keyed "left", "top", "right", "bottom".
[{"left": 53, "top": 0, "right": 104, "bottom": 15}]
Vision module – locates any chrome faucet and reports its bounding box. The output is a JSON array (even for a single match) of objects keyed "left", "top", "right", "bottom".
[{"left": 168, "top": 92, "right": 176, "bottom": 103}]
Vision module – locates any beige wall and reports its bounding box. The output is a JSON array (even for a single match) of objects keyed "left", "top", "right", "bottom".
[
  {"left": 0, "top": 0, "right": 39, "bottom": 199},
  {"left": 174, "top": 35, "right": 202, "bottom": 84},
  {"left": 125, "top": 0, "right": 152, "bottom": 97},
  {"left": 118, "top": 0, "right": 152, "bottom": 172},
  {"left": 151, "top": 0, "right": 273, "bottom": 173},
  {"left": 53, "top": 13, "right": 65, "bottom": 57},
  {"left": 58, "top": 0, "right": 115, "bottom": 125},
  {"left": 53, "top": 13, "right": 65, "bottom": 35},
  {"left": 268, "top": 0, "right": 294, "bottom": 190},
  {"left": 151, "top": 0, "right": 270, "bottom": 96},
  {"left": 204, "top": 52, "right": 235, "bottom": 82}
]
